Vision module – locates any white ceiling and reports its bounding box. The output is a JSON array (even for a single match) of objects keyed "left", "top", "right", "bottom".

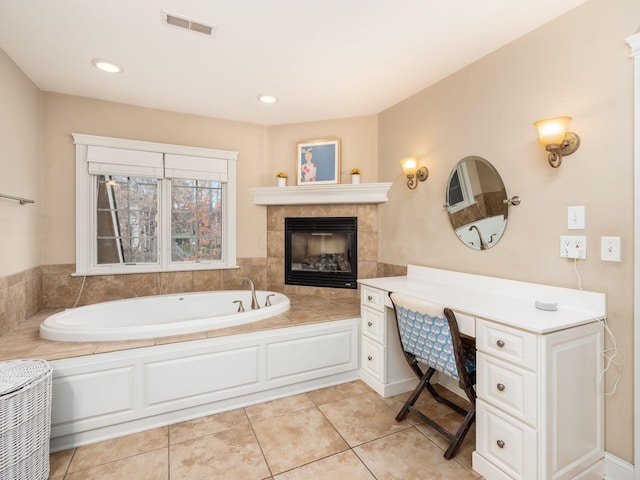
[{"left": 0, "top": 0, "right": 588, "bottom": 126}]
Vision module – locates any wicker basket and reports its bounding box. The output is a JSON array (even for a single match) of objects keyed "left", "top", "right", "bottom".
[{"left": 0, "top": 359, "right": 53, "bottom": 480}]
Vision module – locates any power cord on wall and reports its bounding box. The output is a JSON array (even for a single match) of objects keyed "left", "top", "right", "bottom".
[
  {"left": 572, "top": 257, "right": 621, "bottom": 396},
  {"left": 71, "top": 275, "right": 87, "bottom": 309}
]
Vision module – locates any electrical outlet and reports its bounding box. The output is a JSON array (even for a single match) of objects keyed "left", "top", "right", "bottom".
[{"left": 560, "top": 235, "right": 587, "bottom": 259}]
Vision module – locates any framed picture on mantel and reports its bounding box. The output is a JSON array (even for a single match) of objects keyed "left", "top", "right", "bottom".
[{"left": 296, "top": 138, "right": 340, "bottom": 186}]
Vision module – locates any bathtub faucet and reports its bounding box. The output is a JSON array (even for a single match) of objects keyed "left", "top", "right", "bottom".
[{"left": 241, "top": 277, "right": 260, "bottom": 310}]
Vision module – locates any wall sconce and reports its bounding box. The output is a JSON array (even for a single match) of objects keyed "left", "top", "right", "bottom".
[
  {"left": 533, "top": 116, "right": 581, "bottom": 168},
  {"left": 399, "top": 157, "right": 429, "bottom": 189}
]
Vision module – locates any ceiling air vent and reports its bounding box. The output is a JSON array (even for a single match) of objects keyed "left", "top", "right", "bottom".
[{"left": 163, "top": 11, "right": 216, "bottom": 37}]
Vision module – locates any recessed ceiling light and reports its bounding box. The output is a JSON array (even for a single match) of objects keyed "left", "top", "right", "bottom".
[
  {"left": 91, "top": 58, "right": 124, "bottom": 74},
  {"left": 257, "top": 94, "right": 278, "bottom": 104}
]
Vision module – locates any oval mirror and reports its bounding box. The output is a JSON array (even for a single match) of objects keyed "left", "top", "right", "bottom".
[{"left": 445, "top": 156, "right": 508, "bottom": 250}]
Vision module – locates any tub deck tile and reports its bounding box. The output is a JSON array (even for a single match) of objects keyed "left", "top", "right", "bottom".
[{"left": 0, "top": 294, "right": 361, "bottom": 362}]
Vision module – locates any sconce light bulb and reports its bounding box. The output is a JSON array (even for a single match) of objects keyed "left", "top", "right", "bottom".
[
  {"left": 399, "top": 157, "right": 418, "bottom": 176},
  {"left": 533, "top": 116, "right": 571, "bottom": 147}
]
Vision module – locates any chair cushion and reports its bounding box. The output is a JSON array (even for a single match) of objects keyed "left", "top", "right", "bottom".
[{"left": 391, "top": 293, "right": 476, "bottom": 380}]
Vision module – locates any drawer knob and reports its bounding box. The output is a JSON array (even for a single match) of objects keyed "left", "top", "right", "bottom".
[
  {"left": 496, "top": 339, "right": 505, "bottom": 348},
  {"left": 367, "top": 321, "right": 373, "bottom": 327},
  {"left": 497, "top": 383, "right": 506, "bottom": 392},
  {"left": 496, "top": 440, "right": 505, "bottom": 449},
  {"left": 367, "top": 295, "right": 373, "bottom": 301},
  {"left": 368, "top": 355, "right": 373, "bottom": 361}
]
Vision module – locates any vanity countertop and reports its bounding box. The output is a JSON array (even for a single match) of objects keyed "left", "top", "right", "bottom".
[{"left": 358, "top": 265, "right": 606, "bottom": 335}]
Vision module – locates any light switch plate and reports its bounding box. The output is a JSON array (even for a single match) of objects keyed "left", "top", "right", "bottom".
[
  {"left": 568, "top": 206, "right": 585, "bottom": 230},
  {"left": 601, "top": 236, "right": 621, "bottom": 262}
]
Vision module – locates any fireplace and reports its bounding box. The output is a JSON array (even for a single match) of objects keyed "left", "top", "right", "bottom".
[{"left": 284, "top": 217, "right": 357, "bottom": 289}]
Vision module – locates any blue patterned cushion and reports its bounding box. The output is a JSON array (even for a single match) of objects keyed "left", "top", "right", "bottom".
[{"left": 393, "top": 300, "right": 475, "bottom": 380}]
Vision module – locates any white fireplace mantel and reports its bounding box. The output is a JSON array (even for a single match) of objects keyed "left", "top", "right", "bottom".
[{"left": 248, "top": 182, "right": 392, "bottom": 205}]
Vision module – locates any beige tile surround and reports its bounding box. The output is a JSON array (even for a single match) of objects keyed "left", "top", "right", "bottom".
[
  {"left": 266, "top": 203, "right": 387, "bottom": 299},
  {"left": 0, "top": 266, "right": 40, "bottom": 336}
]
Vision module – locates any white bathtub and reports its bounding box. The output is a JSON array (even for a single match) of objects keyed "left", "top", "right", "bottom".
[{"left": 40, "top": 290, "right": 290, "bottom": 342}]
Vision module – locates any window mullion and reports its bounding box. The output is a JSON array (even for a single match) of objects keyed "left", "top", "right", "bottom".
[{"left": 160, "top": 179, "right": 170, "bottom": 269}]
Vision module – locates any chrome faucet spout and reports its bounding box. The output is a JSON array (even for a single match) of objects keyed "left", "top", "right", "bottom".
[{"left": 241, "top": 277, "right": 260, "bottom": 310}]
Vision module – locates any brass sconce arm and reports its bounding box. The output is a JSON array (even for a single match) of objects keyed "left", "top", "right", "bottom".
[
  {"left": 406, "top": 166, "right": 429, "bottom": 189},
  {"left": 544, "top": 132, "right": 580, "bottom": 168},
  {"left": 399, "top": 157, "right": 428, "bottom": 189}
]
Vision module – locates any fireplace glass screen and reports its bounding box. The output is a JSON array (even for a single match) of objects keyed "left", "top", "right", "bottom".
[{"left": 285, "top": 217, "right": 357, "bottom": 289}]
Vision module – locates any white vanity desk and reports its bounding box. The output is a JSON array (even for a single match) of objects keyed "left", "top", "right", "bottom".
[{"left": 358, "top": 265, "right": 606, "bottom": 480}]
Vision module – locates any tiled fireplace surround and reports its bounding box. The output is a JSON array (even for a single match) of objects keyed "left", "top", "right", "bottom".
[{"left": 0, "top": 203, "right": 407, "bottom": 336}]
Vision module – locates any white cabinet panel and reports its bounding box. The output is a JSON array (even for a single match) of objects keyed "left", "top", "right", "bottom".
[
  {"left": 361, "top": 306, "right": 385, "bottom": 343},
  {"left": 361, "top": 285, "right": 385, "bottom": 311},
  {"left": 477, "top": 352, "right": 537, "bottom": 426},
  {"left": 361, "top": 336, "right": 385, "bottom": 382},
  {"left": 477, "top": 400, "right": 537, "bottom": 480},
  {"left": 477, "top": 320, "right": 537, "bottom": 370},
  {"left": 267, "top": 330, "right": 354, "bottom": 380},
  {"left": 145, "top": 347, "right": 259, "bottom": 405},
  {"left": 52, "top": 367, "right": 134, "bottom": 424}
]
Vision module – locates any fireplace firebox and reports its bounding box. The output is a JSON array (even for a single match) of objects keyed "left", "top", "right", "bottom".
[{"left": 284, "top": 217, "right": 357, "bottom": 289}]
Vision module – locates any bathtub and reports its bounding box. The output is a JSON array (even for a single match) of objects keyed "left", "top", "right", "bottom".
[{"left": 40, "top": 290, "right": 290, "bottom": 342}]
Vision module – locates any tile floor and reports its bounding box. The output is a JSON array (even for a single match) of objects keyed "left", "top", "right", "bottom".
[{"left": 48, "top": 380, "right": 481, "bottom": 479}]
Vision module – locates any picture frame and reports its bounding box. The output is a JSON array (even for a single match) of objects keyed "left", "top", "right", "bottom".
[{"left": 296, "top": 138, "right": 341, "bottom": 186}]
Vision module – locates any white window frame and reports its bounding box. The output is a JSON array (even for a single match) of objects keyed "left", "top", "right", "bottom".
[
  {"left": 73, "top": 133, "right": 238, "bottom": 276},
  {"left": 447, "top": 161, "right": 476, "bottom": 214}
]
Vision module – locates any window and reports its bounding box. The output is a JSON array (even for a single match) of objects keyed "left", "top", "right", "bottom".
[{"left": 73, "top": 134, "right": 238, "bottom": 275}]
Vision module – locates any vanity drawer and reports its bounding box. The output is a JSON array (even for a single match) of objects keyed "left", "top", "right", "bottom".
[
  {"left": 361, "top": 286, "right": 386, "bottom": 312},
  {"left": 476, "top": 319, "right": 537, "bottom": 370},
  {"left": 477, "top": 400, "right": 537, "bottom": 480},
  {"left": 477, "top": 352, "right": 537, "bottom": 427},
  {"left": 361, "top": 306, "right": 385, "bottom": 343},
  {"left": 361, "top": 336, "right": 385, "bottom": 382}
]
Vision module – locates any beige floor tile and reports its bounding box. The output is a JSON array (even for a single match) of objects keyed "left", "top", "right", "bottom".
[
  {"left": 49, "top": 449, "right": 74, "bottom": 477},
  {"left": 414, "top": 413, "right": 479, "bottom": 475},
  {"left": 68, "top": 426, "right": 168, "bottom": 472},
  {"left": 382, "top": 385, "right": 469, "bottom": 425},
  {"left": 245, "top": 393, "right": 315, "bottom": 423},
  {"left": 170, "top": 424, "right": 270, "bottom": 480},
  {"left": 252, "top": 407, "right": 348, "bottom": 475},
  {"left": 318, "top": 391, "right": 410, "bottom": 447},
  {"left": 354, "top": 427, "right": 477, "bottom": 480},
  {"left": 170, "top": 407, "right": 249, "bottom": 444},
  {"left": 64, "top": 448, "right": 168, "bottom": 480},
  {"left": 274, "top": 450, "right": 374, "bottom": 480},
  {"left": 306, "top": 380, "right": 371, "bottom": 406}
]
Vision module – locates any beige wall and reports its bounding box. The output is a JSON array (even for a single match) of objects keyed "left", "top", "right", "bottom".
[
  {"left": 267, "top": 116, "right": 378, "bottom": 186},
  {"left": 39, "top": 94, "right": 378, "bottom": 262},
  {"left": 0, "top": 49, "right": 41, "bottom": 276},
  {"left": 378, "top": 0, "right": 639, "bottom": 462}
]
